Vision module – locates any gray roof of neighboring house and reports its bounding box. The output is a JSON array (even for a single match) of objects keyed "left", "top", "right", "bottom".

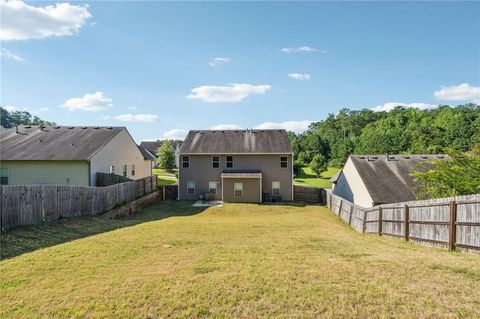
[
  {"left": 180, "top": 129, "right": 293, "bottom": 154},
  {"left": 0, "top": 125, "right": 125, "bottom": 161},
  {"left": 349, "top": 154, "right": 449, "bottom": 204},
  {"left": 139, "top": 141, "right": 162, "bottom": 155},
  {"left": 137, "top": 145, "right": 155, "bottom": 161}
]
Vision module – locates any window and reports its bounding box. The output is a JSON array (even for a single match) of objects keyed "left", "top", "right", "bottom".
[
  {"left": 0, "top": 168, "right": 9, "bottom": 185},
  {"left": 212, "top": 156, "right": 220, "bottom": 168},
  {"left": 226, "top": 156, "right": 234, "bottom": 168},
  {"left": 182, "top": 156, "right": 190, "bottom": 168},
  {"left": 209, "top": 181, "right": 217, "bottom": 194},
  {"left": 109, "top": 165, "right": 115, "bottom": 174},
  {"left": 280, "top": 156, "right": 288, "bottom": 168},
  {"left": 272, "top": 181, "right": 280, "bottom": 195},
  {"left": 131, "top": 164, "right": 135, "bottom": 176},
  {"left": 187, "top": 181, "right": 195, "bottom": 195},
  {"left": 123, "top": 165, "right": 128, "bottom": 177},
  {"left": 234, "top": 182, "right": 243, "bottom": 197}
]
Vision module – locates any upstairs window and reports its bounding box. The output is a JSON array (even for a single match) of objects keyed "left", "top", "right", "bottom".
[
  {"left": 272, "top": 181, "right": 281, "bottom": 195},
  {"left": 226, "top": 156, "right": 234, "bottom": 168},
  {"left": 131, "top": 164, "right": 136, "bottom": 176},
  {"left": 212, "top": 156, "right": 220, "bottom": 168},
  {"left": 0, "top": 168, "right": 9, "bottom": 185},
  {"left": 182, "top": 156, "right": 190, "bottom": 168},
  {"left": 280, "top": 156, "right": 288, "bottom": 168},
  {"left": 234, "top": 182, "right": 243, "bottom": 197},
  {"left": 109, "top": 165, "right": 115, "bottom": 174},
  {"left": 187, "top": 181, "right": 195, "bottom": 195},
  {"left": 123, "top": 165, "right": 128, "bottom": 177}
]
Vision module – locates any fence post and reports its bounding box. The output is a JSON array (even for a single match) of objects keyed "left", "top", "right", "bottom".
[
  {"left": 329, "top": 193, "right": 332, "bottom": 210},
  {"left": 143, "top": 178, "right": 147, "bottom": 196},
  {"left": 0, "top": 186, "right": 3, "bottom": 233},
  {"left": 348, "top": 205, "right": 354, "bottom": 225},
  {"left": 162, "top": 186, "right": 165, "bottom": 201},
  {"left": 404, "top": 205, "right": 409, "bottom": 241},
  {"left": 362, "top": 209, "right": 367, "bottom": 233},
  {"left": 378, "top": 207, "right": 383, "bottom": 236},
  {"left": 449, "top": 200, "right": 457, "bottom": 251},
  {"left": 338, "top": 200, "right": 343, "bottom": 216}
]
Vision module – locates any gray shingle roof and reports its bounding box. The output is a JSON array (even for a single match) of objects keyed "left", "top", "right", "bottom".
[
  {"left": 180, "top": 129, "right": 293, "bottom": 154},
  {"left": 0, "top": 126, "right": 125, "bottom": 161},
  {"left": 137, "top": 145, "right": 155, "bottom": 161},
  {"left": 349, "top": 154, "right": 449, "bottom": 204},
  {"left": 139, "top": 141, "right": 162, "bottom": 155}
]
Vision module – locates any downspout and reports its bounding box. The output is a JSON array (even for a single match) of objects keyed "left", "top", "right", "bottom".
[
  {"left": 291, "top": 153, "right": 294, "bottom": 201},
  {"left": 88, "top": 161, "right": 92, "bottom": 186}
]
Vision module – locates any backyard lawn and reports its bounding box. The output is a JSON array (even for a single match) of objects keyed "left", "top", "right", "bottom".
[
  {"left": 295, "top": 166, "right": 340, "bottom": 188},
  {"left": 1, "top": 201, "right": 479, "bottom": 318},
  {"left": 152, "top": 168, "right": 178, "bottom": 186}
]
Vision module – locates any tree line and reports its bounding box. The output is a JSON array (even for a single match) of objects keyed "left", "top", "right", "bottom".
[
  {"left": 0, "top": 107, "right": 56, "bottom": 128},
  {"left": 289, "top": 103, "right": 480, "bottom": 171}
]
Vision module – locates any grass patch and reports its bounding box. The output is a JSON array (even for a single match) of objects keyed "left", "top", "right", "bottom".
[
  {"left": 294, "top": 166, "right": 340, "bottom": 188},
  {"left": 1, "top": 202, "right": 479, "bottom": 318},
  {"left": 157, "top": 175, "right": 177, "bottom": 186},
  {"left": 152, "top": 168, "right": 177, "bottom": 176}
]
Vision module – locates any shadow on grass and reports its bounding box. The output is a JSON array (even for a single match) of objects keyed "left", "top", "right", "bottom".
[{"left": 0, "top": 200, "right": 206, "bottom": 260}]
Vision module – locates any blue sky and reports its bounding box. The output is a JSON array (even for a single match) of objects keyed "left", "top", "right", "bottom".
[{"left": 1, "top": 1, "right": 479, "bottom": 142}]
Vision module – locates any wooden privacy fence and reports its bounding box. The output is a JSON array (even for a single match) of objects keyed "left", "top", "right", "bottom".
[
  {"left": 0, "top": 175, "right": 159, "bottom": 230},
  {"left": 294, "top": 185, "right": 326, "bottom": 203},
  {"left": 326, "top": 191, "right": 480, "bottom": 252}
]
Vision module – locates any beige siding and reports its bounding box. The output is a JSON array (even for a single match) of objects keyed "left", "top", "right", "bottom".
[
  {"left": 179, "top": 154, "right": 293, "bottom": 201},
  {"left": 223, "top": 178, "right": 261, "bottom": 203},
  {"left": 0, "top": 160, "right": 89, "bottom": 186},
  {"left": 332, "top": 157, "right": 374, "bottom": 207},
  {"left": 90, "top": 129, "right": 152, "bottom": 185}
]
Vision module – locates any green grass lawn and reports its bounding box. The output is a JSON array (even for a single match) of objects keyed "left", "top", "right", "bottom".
[
  {"left": 152, "top": 168, "right": 178, "bottom": 185},
  {"left": 295, "top": 166, "right": 340, "bottom": 188},
  {"left": 1, "top": 202, "right": 479, "bottom": 318}
]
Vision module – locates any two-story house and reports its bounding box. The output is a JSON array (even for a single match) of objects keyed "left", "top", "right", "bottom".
[{"left": 178, "top": 129, "right": 293, "bottom": 202}]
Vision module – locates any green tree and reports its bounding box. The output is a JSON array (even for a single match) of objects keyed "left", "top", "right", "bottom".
[
  {"left": 156, "top": 140, "right": 175, "bottom": 169},
  {"left": 0, "top": 107, "right": 56, "bottom": 128},
  {"left": 413, "top": 148, "right": 480, "bottom": 199},
  {"left": 309, "top": 154, "right": 328, "bottom": 177}
]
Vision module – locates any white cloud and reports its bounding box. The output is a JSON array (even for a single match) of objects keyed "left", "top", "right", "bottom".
[
  {"left": 434, "top": 83, "right": 480, "bottom": 104},
  {"left": 3, "top": 105, "right": 50, "bottom": 113},
  {"left": 209, "top": 57, "right": 231, "bottom": 67},
  {"left": 254, "top": 120, "right": 313, "bottom": 134},
  {"left": 32, "top": 107, "right": 50, "bottom": 114},
  {"left": 288, "top": 73, "right": 311, "bottom": 80},
  {"left": 0, "top": 0, "right": 92, "bottom": 41},
  {"left": 162, "top": 129, "right": 188, "bottom": 140},
  {"left": 112, "top": 114, "right": 158, "bottom": 123},
  {"left": 372, "top": 102, "right": 438, "bottom": 112},
  {"left": 210, "top": 124, "right": 243, "bottom": 130},
  {"left": 1, "top": 48, "right": 25, "bottom": 62},
  {"left": 187, "top": 83, "right": 271, "bottom": 103},
  {"left": 4, "top": 105, "right": 22, "bottom": 112},
  {"left": 62, "top": 92, "right": 113, "bottom": 112},
  {"left": 280, "top": 46, "right": 320, "bottom": 53},
  {"left": 128, "top": 105, "right": 137, "bottom": 110}
]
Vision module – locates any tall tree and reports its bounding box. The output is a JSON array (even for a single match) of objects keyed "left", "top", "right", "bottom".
[
  {"left": 156, "top": 140, "right": 175, "bottom": 169},
  {"left": 309, "top": 154, "right": 328, "bottom": 177}
]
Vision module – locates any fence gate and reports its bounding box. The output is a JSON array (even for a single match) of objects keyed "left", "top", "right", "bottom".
[
  {"left": 163, "top": 185, "right": 178, "bottom": 200},
  {"left": 293, "top": 185, "right": 325, "bottom": 204}
]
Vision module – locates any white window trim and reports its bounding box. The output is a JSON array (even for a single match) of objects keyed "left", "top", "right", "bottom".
[
  {"left": 226, "top": 155, "right": 234, "bottom": 169},
  {"left": 109, "top": 165, "right": 115, "bottom": 174},
  {"left": 187, "top": 181, "right": 195, "bottom": 195},
  {"left": 209, "top": 181, "right": 217, "bottom": 194},
  {"left": 212, "top": 156, "right": 220, "bottom": 169},
  {"left": 234, "top": 182, "right": 243, "bottom": 197},
  {"left": 182, "top": 156, "right": 190, "bottom": 169},
  {"left": 280, "top": 155, "right": 288, "bottom": 169},
  {"left": 272, "top": 181, "right": 281, "bottom": 195}
]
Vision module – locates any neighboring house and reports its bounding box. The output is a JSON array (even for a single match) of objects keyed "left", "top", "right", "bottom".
[
  {"left": 140, "top": 140, "right": 181, "bottom": 168},
  {"left": 0, "top": 126, "right": 153, "bottom": 186},
  {"left": 331, "top": 154, "right": 448, "bottom": 207},
  {"left": 178, "top": 129, "right": 293, "bottom": 203}
]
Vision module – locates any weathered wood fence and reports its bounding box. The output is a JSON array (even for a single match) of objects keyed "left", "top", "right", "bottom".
[
  {"left": 96, "top": 172, "right": 131, "bottom": 186},
  {"left": 0, "top": 175, "right": 159, "bottom": 230},
  {"left": 293, "top": 185, "right": 326, "bottom": 203},
  {"left": 326, "top": 191, "right": 480, "bottom": 252}
]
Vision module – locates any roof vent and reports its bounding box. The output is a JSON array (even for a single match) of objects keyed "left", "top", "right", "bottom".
[
  {"left": 195, "top": 130, "right": 199, "bottom": 133},
  {"left": 54, "top": 126, "right": 60, "bottom": 129},
  {"left": 221, "top": 130, "right": 225, "bottom": 133},
  {"left": 107, "top": 127, "right": 113, "bottom": 129},
  {"left": 212, "top": 130, "right": 216, "bottom": 133},
  {"left": 359, "top": 156, "right": 365, "bottom": 159},
  {"left": 68, "top": 126, "right": 74, "bottom": 129},
  {"left": 81, "top": 126, "right": 87, "bottom": 129},
  {"left": 25, "top": 125, "right": 31, "bottom": 128},
  {"left": 94, "top": 126, "right": 99, "bottom": 129},
  {"left": 403, "top": 156, "right": 410, "bottom": 159},
  {"left": 421, "top": 155, "right": 428, "bottom": 159},
  {"left": 437, "top": 155, "right": 444, "bottom": 159},
  {"left": 277, "top": 130, "right": 283, "bottom": 132}
]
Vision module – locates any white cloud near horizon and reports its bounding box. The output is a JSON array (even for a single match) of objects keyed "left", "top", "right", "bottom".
[
  {"left": 281, "top": 46, "right": 324, "bottom": 53},
  {"left": 209, "top": 57, "right": 231, "bottom": 67},
  {"left": 62, "top": 92, "right": 113, "bottom": 112},
  {"left": 187, "top": 83, "right": 271, "bottom": 103},
  {"left": 210, "top": 124, "right": 243, "bottom": 130},
  {"left": 254, "top": 120, "right": 313, "bottom": 134},
  {"left": 372, "top": 102, "right": 438, "bottom": 112},
  {"left": 161, "top": 129, "right": 189, "bottom": 140},
  {"left": 434, "top": 83, "right": 480, "bottom": 104},
  {"left": 1, "top": 48, "right": 25, "bottom": 62},
  {"left": 0, "top": 0, "right": 92, "bottom": 41},
  {"left": 112, "top": 114, "right": 158, "bottom": 123},
  {"left": 3, "top": 105, "right": 50, "bottom": 114},
  {"left": 288, "top": 73, "right": 311, "bottom": 80}
]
